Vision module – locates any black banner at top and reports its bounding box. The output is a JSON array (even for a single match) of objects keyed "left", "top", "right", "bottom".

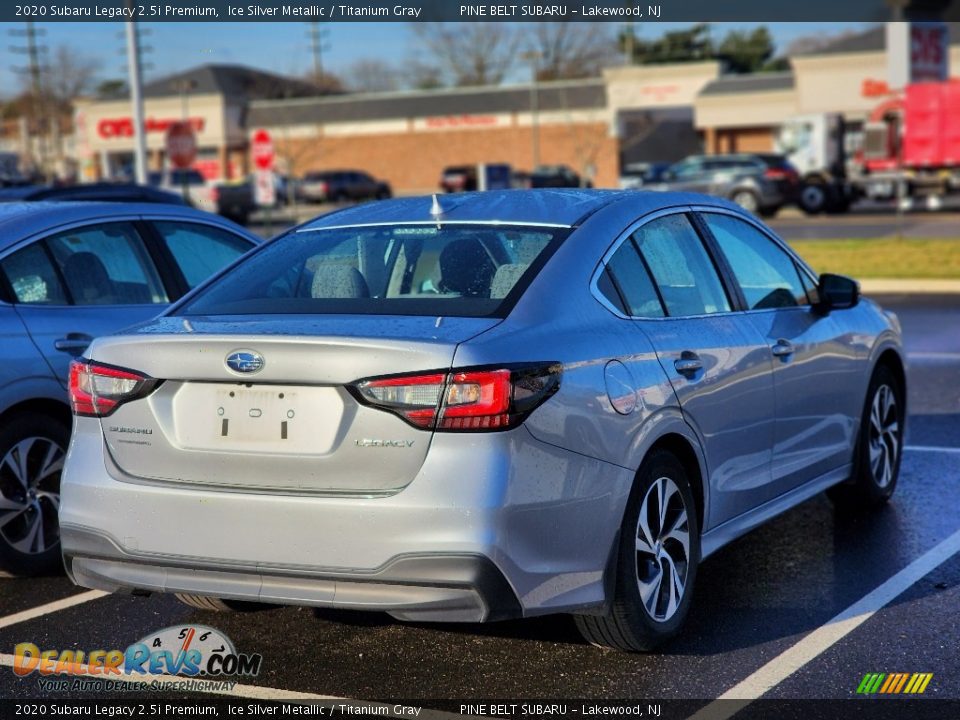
[{"left": 2, "top": 0, "right": 958, "bottom": 23}]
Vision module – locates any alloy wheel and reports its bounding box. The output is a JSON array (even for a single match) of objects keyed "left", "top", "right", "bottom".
[
  {"left": 868, "top": 384, "right": 900, "bottom": 489},
  {"left": 635, "top": 476, "right": 690, "bottom": 623},
  {"left": 733, "top": 191, "right": 758, "bottom": 213},
  {"left": 0, "top": 437, "right": 64, "bottom": 555}
]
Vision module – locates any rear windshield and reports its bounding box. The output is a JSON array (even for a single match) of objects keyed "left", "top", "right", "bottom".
[{"left": 176, "top": 223, "right": 568, "bottom": 318}]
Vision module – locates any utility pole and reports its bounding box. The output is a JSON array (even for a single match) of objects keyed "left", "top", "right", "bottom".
[
  {"left": 9, "top": 21, "right": 49, "bottom": 180},
  {"left": 307, "top": 22, "right": 329, "bottom": 83},
  {"left": 124, "top": 1, "right": 148, "bottom": 184},
  {"left": 623, "top": 22, "right": 635, "bottom": 65},
  {"left": 521, "top": 51, "right": 542, "bottom": 169}
]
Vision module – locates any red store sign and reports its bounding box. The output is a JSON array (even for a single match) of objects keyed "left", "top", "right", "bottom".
[{"left": 97, "top": 116, "right": 205, "bottom": 139}]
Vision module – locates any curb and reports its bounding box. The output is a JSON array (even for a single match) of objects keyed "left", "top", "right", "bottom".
[{"left": 859, "top": 279, "right": 960, "bottom": 294}]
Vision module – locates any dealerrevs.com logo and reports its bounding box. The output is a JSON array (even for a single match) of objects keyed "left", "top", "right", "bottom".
[{"left": 13, "top": 625, "right": 262, "bottom": 693}]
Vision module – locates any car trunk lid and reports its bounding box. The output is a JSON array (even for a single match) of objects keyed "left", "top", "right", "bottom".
[{"left": 89, "top": 315, "right": 498, "bottom": 494}]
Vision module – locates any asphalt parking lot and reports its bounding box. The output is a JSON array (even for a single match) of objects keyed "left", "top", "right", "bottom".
[{"left": 0, "top": 293, "right": 957, "bottom": 715}]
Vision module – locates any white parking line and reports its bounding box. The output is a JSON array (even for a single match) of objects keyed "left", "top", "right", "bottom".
[
  {"left": 906, "top": 445, "right": 960, "bottom": 454},
  {"left": 688, "top": 526, "right": 960, "bottom": 720},
  {"left": 0, "top": 590, "right": 108, "bottom": 631}
]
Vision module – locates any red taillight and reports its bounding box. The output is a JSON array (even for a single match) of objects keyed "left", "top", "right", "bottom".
[
  {"left": 765, "top": 167, "right": 798, "bottom": 182},
  {"left": 69, "top": 360, "right": 155, "bottom": 417},
  {"left": 352, "top": 364, "right": 561, "bottom": 432},
  {"left": 210, "top": 186, "right": 220, "bottom": 202}
]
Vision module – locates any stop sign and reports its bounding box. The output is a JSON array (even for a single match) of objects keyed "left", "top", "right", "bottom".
[
  {"left": 251, "top": 129, "right": 274, "bottom": 171},
  {"left": 165, "top": 121, "right": 197, "bottom": 169}
]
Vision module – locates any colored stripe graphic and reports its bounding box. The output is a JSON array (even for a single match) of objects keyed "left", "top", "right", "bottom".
[{"left": 858, "top": 672, "right": 932, "bottom": 694}]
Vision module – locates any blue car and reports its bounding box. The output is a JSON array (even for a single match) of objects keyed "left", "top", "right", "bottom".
[{"left": 0, "top": 202, "right": 259, "bottom": 576}]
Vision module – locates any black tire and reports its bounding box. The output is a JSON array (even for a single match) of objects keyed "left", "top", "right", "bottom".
[
  {"left": 575, "top": 449, "right": 700, "bottom": 652},
  {"left": 0, "top": 412, "right": 69, "bottom": 577},
  {"left": 799, "top": 181, "right": 829, "bottom": 215},
  {"left": 175, "top": 593, "right": 275, "bottom": 613},
  {"left": 828, "top": 364, "right": 904, "bottom": 509}
]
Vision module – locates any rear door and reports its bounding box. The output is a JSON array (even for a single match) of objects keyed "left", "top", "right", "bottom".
[
  {"left": 613, "top": 211, "right": 777, "bottom": 529},
  {"left": 0, "top": 221, "right": 169, "bottom": 385},
  {"left": 698, "top": 211, "right": 863, "bottom": 489}
]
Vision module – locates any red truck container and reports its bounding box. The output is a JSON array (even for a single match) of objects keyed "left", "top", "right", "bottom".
[{"left": 903, "top": 81, "right": 960, "bottom": 168}]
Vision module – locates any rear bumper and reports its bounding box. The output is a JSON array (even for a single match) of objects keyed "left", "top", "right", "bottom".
[
  {"left": 60, "top": 419, "right": 632, "bottom": 621},
  {"left": 63, "top": 525, "right": 520, "bottom": 622}
]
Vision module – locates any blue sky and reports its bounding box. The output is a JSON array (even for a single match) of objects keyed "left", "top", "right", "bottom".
[{"left": 0, "top": 21, "right": 868, "bottom": 97}]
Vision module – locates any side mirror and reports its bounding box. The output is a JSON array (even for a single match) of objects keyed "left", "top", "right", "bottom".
[{"left": 816, "top": 273, "right": 860, "bottom": 313}]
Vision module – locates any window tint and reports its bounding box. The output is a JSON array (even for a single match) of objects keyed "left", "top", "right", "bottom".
[
  {"left": 0, "top": 243, "right": 68, "bottom": 304},
  {"left": 596, "top": 269, "right": 627, "bottom": 315},
  {"left": 703, "top": 213, "right": 808, "bottom": 310},
  {"left": 154, "top": 221, "right": 251, "bottom": 289},
  {"left": 44, "top": 223, "right": 168, "bottom": 305},
  {"left": 178, "top": 224, "right": 566, "bottom": 318},
  {"left": 632, "top": 214, "right": 730, "bottom": 317},
  {"left": 603, "top": 240, "right": 664, "bottom": 318}
]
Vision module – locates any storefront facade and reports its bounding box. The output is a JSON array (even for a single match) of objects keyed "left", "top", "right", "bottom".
[
  {"left": 69, "top": 25, "right": 960, "bottom": 190},
  {"left": 73, "top": 64, "right": 314, "bottom": 182}
]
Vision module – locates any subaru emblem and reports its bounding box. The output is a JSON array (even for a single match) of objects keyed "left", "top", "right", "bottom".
[{"left": 225, "top": 350, "right": 264, "bottom": 374}]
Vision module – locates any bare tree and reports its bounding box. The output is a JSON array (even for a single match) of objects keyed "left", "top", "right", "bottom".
[
  {"left": 526, "top": 23, "right": 617, "bottom": 81},
  {"left": 784, "top": 28, "right": 864, "bottom": 57},
  {"left": 402, "top": 58, "right": 445, "bottom": 90},
  {"left": 410, "top": 23, "right": 520, "bottom": 86},
  {"left": 343, "top": 59, "right": 400, "bottom": 93},
  {"left": 303, "top": 69, "right": 346, "bottom": 94},
  {"left": 42, "top": 44, "right": 101, "bottom": 106}
]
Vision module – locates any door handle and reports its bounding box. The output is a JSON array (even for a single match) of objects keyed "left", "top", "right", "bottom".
[
  {"left": 54, "top": 333, "right": 94, "bottom": 355},
  {"left": 674, "top": 353, "right": 703, "bottom": 375},
  {"left": 771, "top": 340, "right": 795, "bottom": 358}
]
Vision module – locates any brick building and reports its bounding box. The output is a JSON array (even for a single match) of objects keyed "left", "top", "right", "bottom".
[{"left": 66, "top": 23, "right": 960, "bottom": 191}]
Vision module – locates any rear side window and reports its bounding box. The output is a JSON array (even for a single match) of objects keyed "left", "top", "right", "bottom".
[
  {"left": 154, "top": 221, "right": 251, "bottom": 289},
  {"left": 703, "top": 213, "right": 809, "bottom": 309},
  {"left": 602, "top": 240, "right": 664, "bottom": 318},
  {"left": 177, "top": 224, "right": 567, "bottom": 318},
  {"left": 0, "top": 243, "right": 68, "bottom": 304},
  {"left": 45, "top": 223, "right": 168, "bottom": 306},
  {"left": 632, "top": 214, "right": 731, "bottom": 317}
]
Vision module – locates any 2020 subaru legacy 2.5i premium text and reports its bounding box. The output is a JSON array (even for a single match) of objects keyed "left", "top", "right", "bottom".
[{"left": 60, "top": 190, "right": 906, "bottom": 651}]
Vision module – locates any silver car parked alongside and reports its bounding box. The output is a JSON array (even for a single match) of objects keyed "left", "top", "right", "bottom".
[{"left": 60, "top": 190, "right": 905, "bottom": 650}]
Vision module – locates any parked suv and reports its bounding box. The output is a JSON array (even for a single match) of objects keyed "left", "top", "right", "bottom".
[
  {"left": 526, "top": 165, "right": 592, "bottom": 189},
  {"left": 300, "top": 170, "right": 391, "bottom": 203},
  {"left": 650, "top": 154, "right": 799, "bottom": 217},
  {"left": 439, "top": 165, "right": 478, "bottom": 193}
]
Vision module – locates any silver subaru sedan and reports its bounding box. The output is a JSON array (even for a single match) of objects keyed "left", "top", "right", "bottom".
[{"left": 60, "top": 190, "right": 905, "bottom": 651}]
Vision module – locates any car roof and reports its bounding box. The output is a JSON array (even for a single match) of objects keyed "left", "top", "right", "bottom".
[
  {"left": 0, "top": 201, "right": 254, "bottom": 252},
  {"left": 300, "top": 188, "right": 738, "bottom": 230}
]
